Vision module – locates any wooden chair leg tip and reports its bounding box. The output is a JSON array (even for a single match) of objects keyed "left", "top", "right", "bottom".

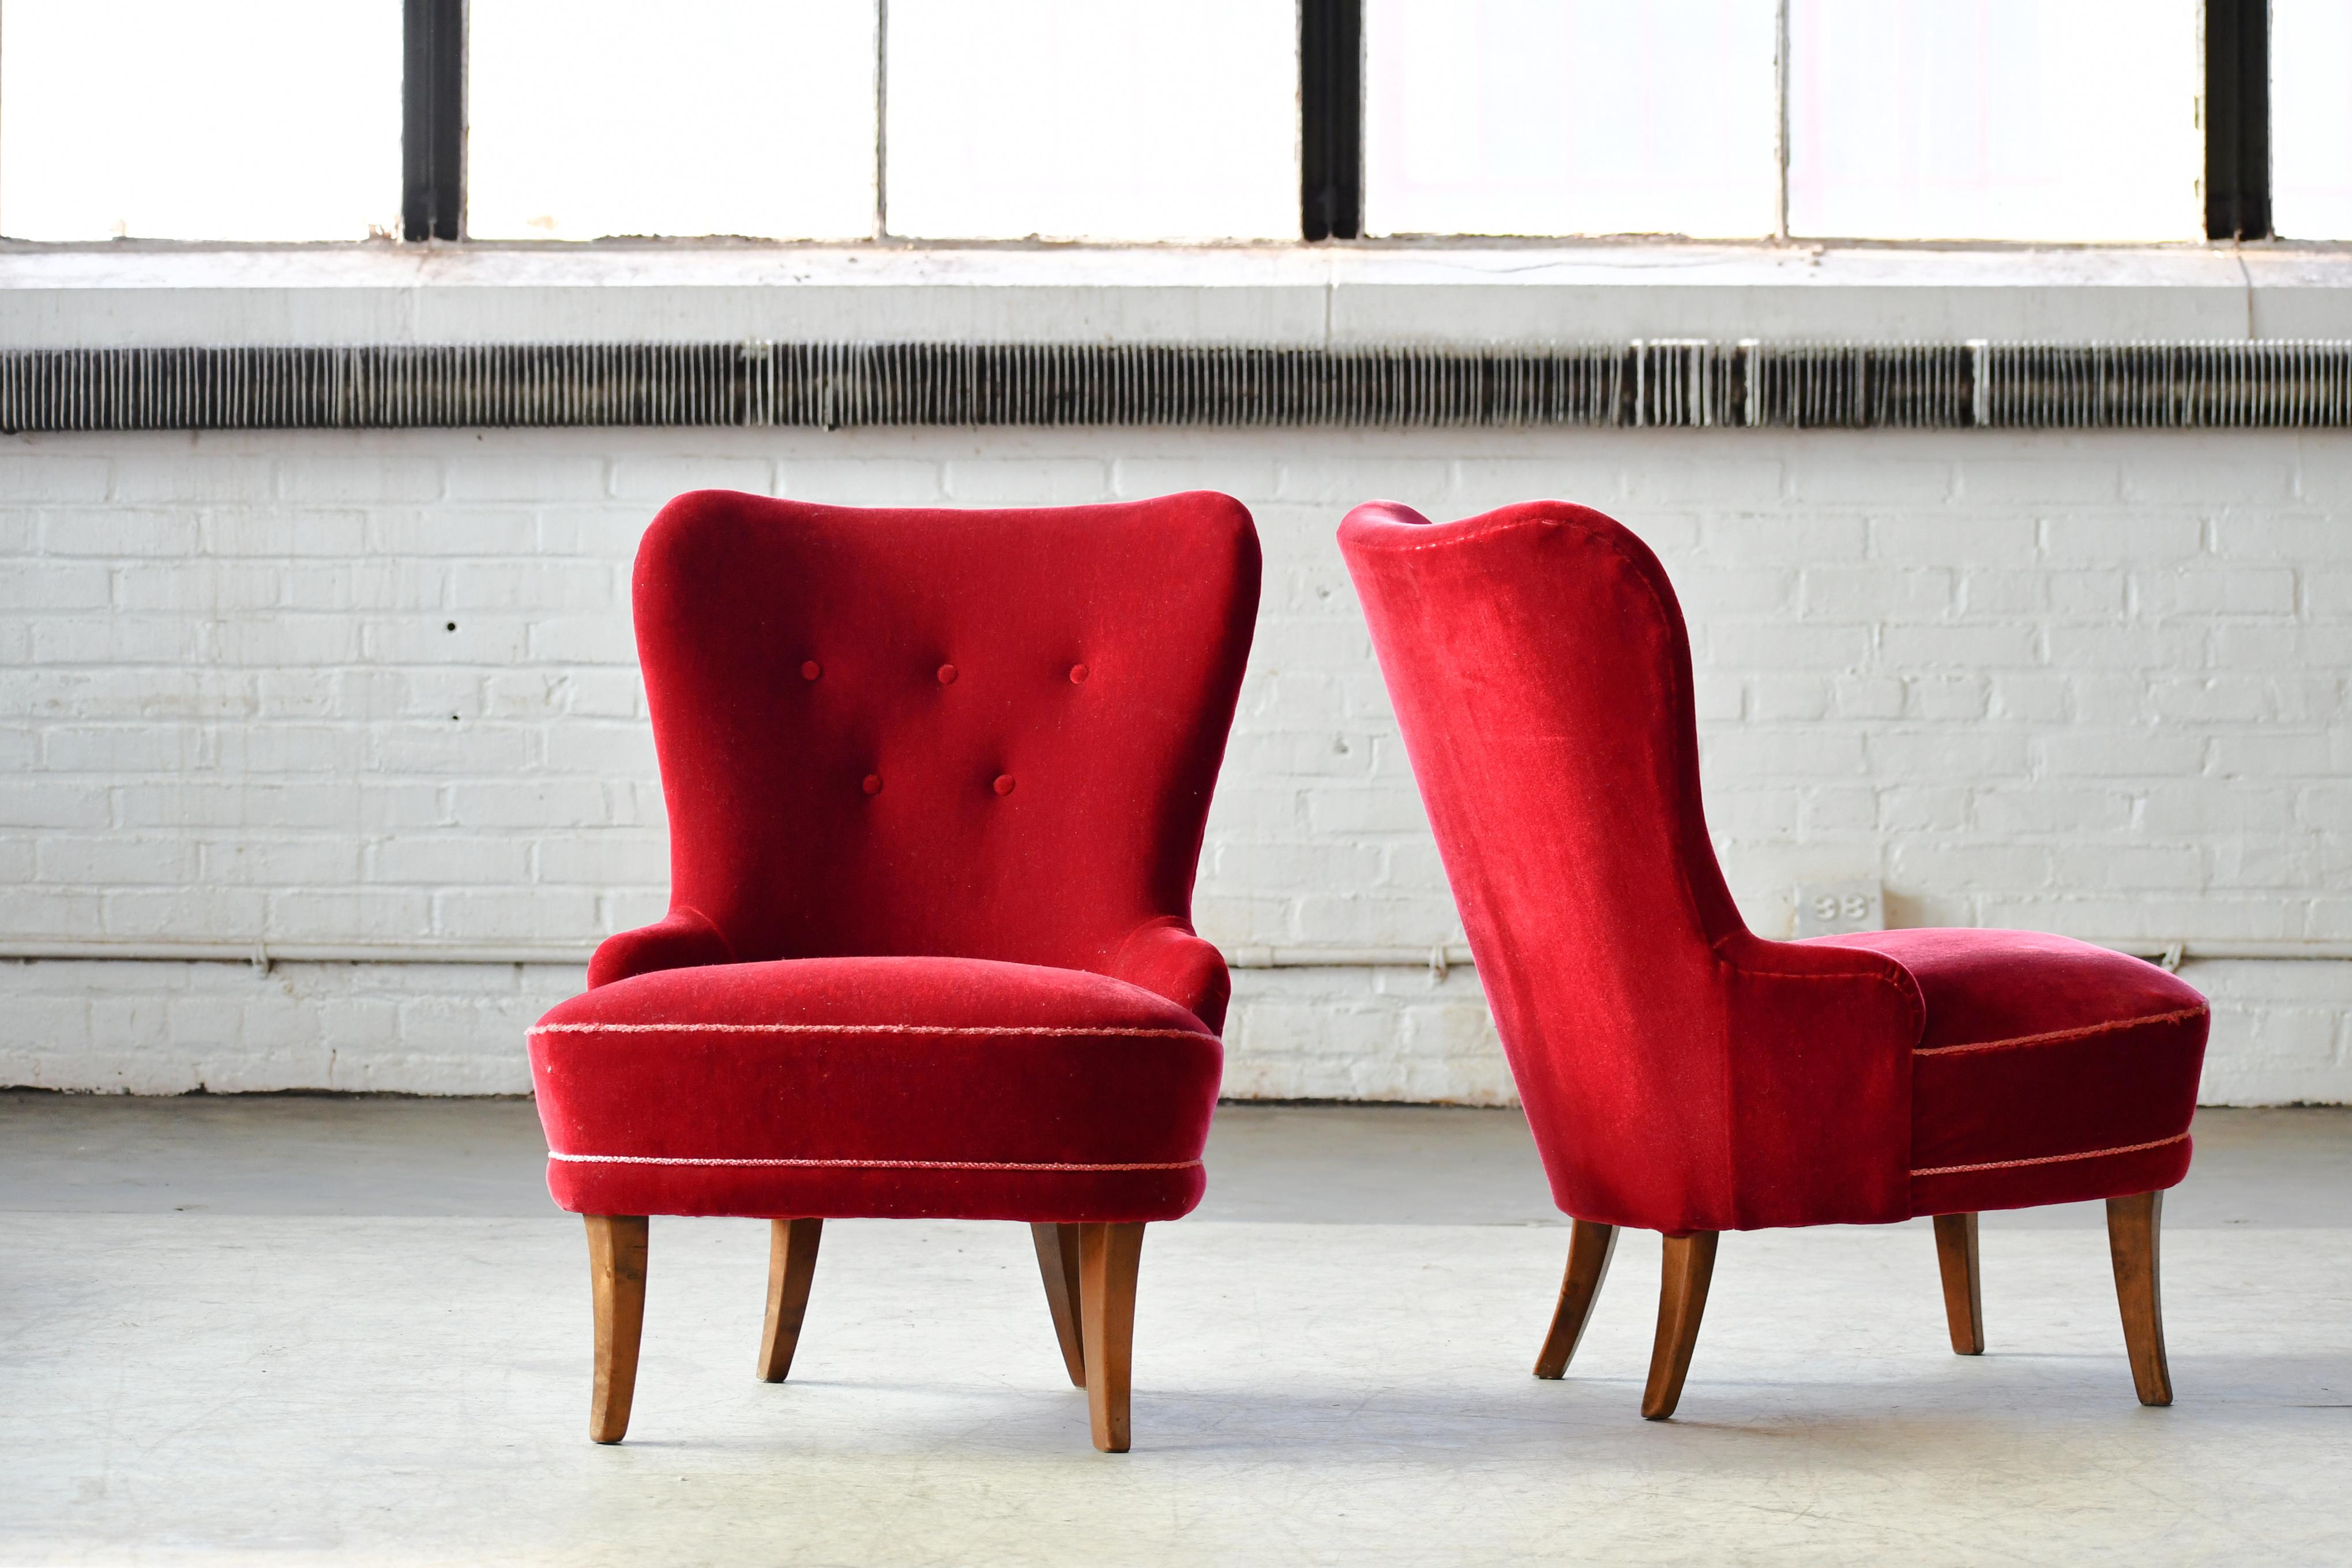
[
  {"left": 1534, "top": 1220, "right": 1618, "bottom": 1386},
  {"left": 585, "top": 1214, "right": 648, "bottom": 1455},
  {"left": 2106, "top": 1192, "right": 2173, "bottom": 1412},
  {"left": 1933, "top": 1213, "right": 1987, "bottom": 1362},
  {"left": 1031, "top": 1223, "right": 1091, "bottom": 1390},
  {"left": 1639, "top": 1230, "right": 1715, "bottom": 1429},
  {"left": 1078, "top": 1222, "right": 1144, "bottom": 1457},
  {"left": 758, "top": 1218, "right": 823, "bottom": 1387}
]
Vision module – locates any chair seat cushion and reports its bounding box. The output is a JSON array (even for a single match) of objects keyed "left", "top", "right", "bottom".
[
  {"left": 1804, "top": 930, "right": 2208, "bottom": 1216},
  {"left": 529, "top": 956, "right": 1222, "bottom": 1223}
]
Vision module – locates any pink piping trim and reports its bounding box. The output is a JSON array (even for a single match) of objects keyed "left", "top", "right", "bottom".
[
  {"left": 1914, "top": 1005, "right": 2207, "bottom": 1059},
  {"left": 530, "top": 1022, "right": 1203, "bottom": 1040},
  {"left": 1911, "top": 1131, "right": 2188, "bottom": 1179},
  {"left": 548, "top": 1152, "right": 1198, "bottom": 1172}
]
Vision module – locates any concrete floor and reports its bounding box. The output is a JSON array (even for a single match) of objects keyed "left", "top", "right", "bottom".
[{"left": 3, "top": 1095, "right": 2349, "bottom": 1566}]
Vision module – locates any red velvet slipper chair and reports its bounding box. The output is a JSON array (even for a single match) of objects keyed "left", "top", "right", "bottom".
[
  {"left": 1338, "top": 499, "right": 2207, "bottom": 1419},
  {"left": 529, "top": 490, "right": 1259, "bottom": 1453}
]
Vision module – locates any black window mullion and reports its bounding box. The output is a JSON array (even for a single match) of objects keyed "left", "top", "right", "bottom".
[
  {"left": 403, "top": 0, "right": 466, "bottom": 242},
  {"left": 2204, "top": 0, "right": 2270, "bottom": 240},
  {"left": 1300, "top": 0, "right": 1361, "bottom": 242}
]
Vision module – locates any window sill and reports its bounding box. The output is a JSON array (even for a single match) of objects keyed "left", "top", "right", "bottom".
[{"left": 5, "top": 242, "right": 2352, "bottom": 348}]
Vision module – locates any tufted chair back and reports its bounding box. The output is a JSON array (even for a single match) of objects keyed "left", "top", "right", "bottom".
[{"left": 628, "top": 490, "right": 1260, "bottom": 989}]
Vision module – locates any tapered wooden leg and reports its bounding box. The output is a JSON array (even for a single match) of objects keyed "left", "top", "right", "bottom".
[
  {"left": 1534, "top": 1220, "right": 1618, "bottom": 1378},
  {"left": 757, "top": 1217, "right": 824, "bottom": 1382},
  {"left": 1641, "top": 1230, "right": 1719, "bottom": 1421},
  {"left": 1078, "top": 1222, "right": 1145, "bottom": 1453},
  {"left": 2107, "top": 1191, "right": 2173, "bottom": 1407},
  {"left": 1933, "top": 1212, "right": 1986, "bottom": 1355},
  {"left": 585, "top": 1214, "right": 648, "bottom": 1444},
  {"left": 1031, "top": 1223, "right": 1087, "bottom": 1387}
]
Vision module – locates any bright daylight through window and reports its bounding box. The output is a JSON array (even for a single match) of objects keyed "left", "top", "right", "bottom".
[
  {"left": 883, "top": 0, "right": 1295, "bottom": 241},
  {"left": 2268, "top": 0, "right": 2352, "bottom": 240},
  {"left": 468, "top": 0, "right": 878, "bottom": 241},
  {"left": 0, "top": 0, "right": 400, "bottom": 241},
  {"left": 0, "top": 0, "right": 2309, "bottom": 247},
  {"left": 1786, "top": 0, "right": 2202, "bottom": 242},
  {"left": 1363, "top": 0, "right": 1779, "bottom": 239}
]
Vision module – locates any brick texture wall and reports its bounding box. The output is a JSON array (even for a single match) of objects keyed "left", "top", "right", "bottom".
[{"left": 3, "top": 424, "right": 2346, "bottom": 1101}]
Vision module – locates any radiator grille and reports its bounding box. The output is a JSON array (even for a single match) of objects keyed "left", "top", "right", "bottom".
[{"left": 4, "top": 340, "right": 2350, "bottom": 432}]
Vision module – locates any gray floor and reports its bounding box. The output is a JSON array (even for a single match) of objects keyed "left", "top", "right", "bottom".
[{"left": 4, "top": 1094, "right": 2349, "bottom": 1565}]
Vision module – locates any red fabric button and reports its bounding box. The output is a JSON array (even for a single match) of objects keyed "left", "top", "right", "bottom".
[
  {"left": 1069, "top": 663, "right": 1089, "bottom": 684},
  {"left": 801, "top": 661, "right": 821, "bottom": 681},
  {"left": 993, "top": 774, "right": 1016, "bottom": 796},
  {"left": 937, "top": 664, "right": 958, "bottom": 685},
  {"left": 862, "top": 774, "right": 882, "bottom": 795}
]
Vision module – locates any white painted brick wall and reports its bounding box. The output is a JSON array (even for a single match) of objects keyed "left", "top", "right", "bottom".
[{"left": 2, "top": 424, "right": 2347, "bottom": 1103}]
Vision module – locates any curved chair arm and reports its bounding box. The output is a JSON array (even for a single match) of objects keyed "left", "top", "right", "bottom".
[
  {"left": 1724, "top": 927, "right": 1925, "bottom": 1025},
  {"left": 1110, "top": 918, "right": 1232, "bottom": 1035},
  {"left": 588, "top": 906, "right": 737, "bottom": 990},
  {"left": 1714, "top": 928, "right": 1928, "bottom": 1229}
]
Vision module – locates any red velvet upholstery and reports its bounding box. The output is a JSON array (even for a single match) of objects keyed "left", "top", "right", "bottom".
[
  {"left": 1337, "top": 499, "right": 2208, "bottom": 1233},
  {"left": 532, "top": 490, "right": 1260, "bottom": 1223},
  {"left": 1812, "top": 928, "right": 2205, "bottom": 1216},
  {"left": 535, "top": 956, "right": 1220, "bottom": 1221}
]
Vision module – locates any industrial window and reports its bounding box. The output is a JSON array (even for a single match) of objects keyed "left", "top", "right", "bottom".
[{"left": 0, "top": 1, "right": 2313, "bottom": 246}]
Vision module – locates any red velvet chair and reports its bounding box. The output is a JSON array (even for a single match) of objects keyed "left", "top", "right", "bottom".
[
  {"left": 1338, "top": 499, "right": 2207, "bottom": 1418},
  {"left": 530, "top": 490, "right": 1258, "bottom": 1452}
]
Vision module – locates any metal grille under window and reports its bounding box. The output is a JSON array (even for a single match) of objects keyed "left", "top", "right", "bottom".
[{"left": 5, "top": 340, "right": 2352, "bottom": 433}]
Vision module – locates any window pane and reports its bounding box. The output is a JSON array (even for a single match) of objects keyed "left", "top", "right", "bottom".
[
  {"left": 2272, "top": 0, "right": 2352, "bottom": 239},
  {"left": 1787, "top": 0, "right": 2199, "bottom": 242},
  {"left": 885, "top": 0, "right": 1294, "bottom": 242},
  {"left": 0, "top": 0, "right": 399, "bottom": 242},
  {"left": 1364, "top": 0, "right": 1777, "bottom": 239},
  {"left": 469, "top": 1, "right": 876, "bottom": 241}
]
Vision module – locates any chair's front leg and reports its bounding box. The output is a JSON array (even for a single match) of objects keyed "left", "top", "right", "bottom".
[
  {"left": 1030, "top": 1223, "right": 1088, "bottom": 1387},
  {"left": 2106, "top": 1191, "right": 2173, "bottom": 1406},
  {"left": 585, "top": 1214, "right": 648, "bottom": 1443},
  {"left": 1534, "top": 1219, "right": 1618, "bottom": 1378},
  {"left": 758, "top": 1218, "right": 824, "bottom": 1382},
  {"left": 1642, "top": 1231, "right": 1719, "bottom": 1420},
  {"left": 1078, "top": 1223, "right": 1145, "bottom": 1452},
  {"left": 1933, "top": 1213, "right": 1986, "bottom": 1354}
]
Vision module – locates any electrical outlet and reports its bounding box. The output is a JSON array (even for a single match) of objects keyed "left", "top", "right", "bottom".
[{"left": 1793, "top": 880, "right": 1884, "bottom": 938}]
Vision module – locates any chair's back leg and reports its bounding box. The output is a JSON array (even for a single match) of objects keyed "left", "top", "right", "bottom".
[
  {"left": 758, "top": 1218, "right": 824, "bottom": 1382},
  {"left": 1933, "top": 1212, "right": 1986, "bottom": 1355},
  {"left": 2106, "top": 1191, "right": 2174, "bottom": 1406},
  {"left": 1079, "top": 1223, "right": 1146, "bottom": 1452},
  {"left": 585, "top": 1214, "right": 649, "bottom": 1443},
  {"left": 1642, "top": 1230, "right": 1720, "bottom": 1420},
  {"left": 1030, "top": 1223, "right": 1088, "bottom": 1387},
  {"left": 1534, "top": 1220, "right": 1618, "bottom": 1378}
]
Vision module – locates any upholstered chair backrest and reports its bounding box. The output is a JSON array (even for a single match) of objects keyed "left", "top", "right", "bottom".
[
  {"left": 633, "top": 490, "right": 1260, "bottom": 976},
  {"left": 1339, "top": 497, "right": 1746, "bottom": 1046},
  {"left": 1340, "top": 501, "right": 1921, "bottom": 1231}
]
